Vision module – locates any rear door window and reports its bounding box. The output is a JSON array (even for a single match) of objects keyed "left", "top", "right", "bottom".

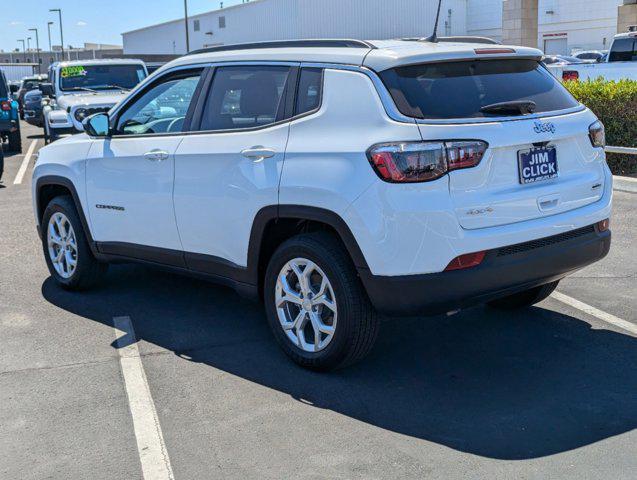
[
  {"left": 200, "top": 65, "right": 291, "bottom": 131},
  {"left": 609, "top": 38, "right": 636, "bottom": 62},
  {"left": 295, "top": 67, "right": 323, "bottom": 115},
  {"left": 379, "top": 59, "right": 579, "bottom": 120}
]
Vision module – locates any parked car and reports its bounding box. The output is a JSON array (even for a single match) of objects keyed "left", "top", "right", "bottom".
[
  {"left": 23, "top": 88, "right": 44, "bottom": 128},
  {"left": 573, "top": 50, "right": 606, "bottom": 63},
  {"left": 16, "top": 74, "right": 48, "bottom": 119},
  {"left": 0, "top": 69, "right": 21, "bottom": 159},
  {"left": 548, "top": 30, "right": 637, "bottom": 81},
  {"left": 32, "top": 39, "right": 612, "bottom": 370},
  {"left": 40, "top": 59, "right": 148, "bottom": 143},
  {"left": 541, "top": 55, "right": 585, "bottom": 65}
]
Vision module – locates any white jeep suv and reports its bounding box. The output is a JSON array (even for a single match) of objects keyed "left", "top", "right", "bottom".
[{"left": 32, "top": 39, "right": 612, "bottom": 370}]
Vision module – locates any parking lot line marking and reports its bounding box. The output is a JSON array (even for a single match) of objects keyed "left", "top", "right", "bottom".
[
  {"left": 552, "top": 291, "right": 637, "bottom": 336},
  {"left": 113, "top": 316, "right": 175, "bottom": 480},
  {"left": 13, "top": 139, "right": 38, "bottom": 185}
]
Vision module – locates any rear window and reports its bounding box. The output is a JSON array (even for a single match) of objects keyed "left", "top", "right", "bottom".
[
  {"left": 379, "top": 59, "right": 579, "bottom": 120},
  {"left": 609, "top": 38, "right": 636, "bottom": 62}
]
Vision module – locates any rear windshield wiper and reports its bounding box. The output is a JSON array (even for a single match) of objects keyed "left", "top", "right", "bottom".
[{"left": 480, "top": 100, "right": 537, "bottom": 116}]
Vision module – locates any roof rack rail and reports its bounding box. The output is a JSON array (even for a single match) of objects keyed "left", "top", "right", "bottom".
[
  {"left": 402, "top": 36, "right": 500, "bottom": 45},
  {"left": 186, "top": 39, "right": 376, "bottom": 56}
]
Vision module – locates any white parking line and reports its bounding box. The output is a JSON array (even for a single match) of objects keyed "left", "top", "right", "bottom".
[
  {"left": 552, "top": 291, "right": 637, "bottom": 336},
  {"left": 13, "top": 139, "right": 38, "bottom": 185},
  {"left": 113, "top": 316, "right": 175, "bottom": 480}
]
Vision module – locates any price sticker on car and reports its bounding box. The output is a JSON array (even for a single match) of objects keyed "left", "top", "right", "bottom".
[{"left": 61, "top": 66, "right": 87, "bottom": 78}]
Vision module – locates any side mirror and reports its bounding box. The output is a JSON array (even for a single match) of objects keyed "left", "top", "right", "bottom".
[
  {"left": 9, "top": 84, "right": 19, "bottom": 94},
  {"left": 40, "top": 83, "right": 55, "bottom": 97},
  {"left": 83, "top": 113, "right": 111, "bottom": 137}
]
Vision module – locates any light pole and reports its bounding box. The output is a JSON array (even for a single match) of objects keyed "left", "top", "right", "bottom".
[
  {"left": 29, "top": 28, "right": 41, "bottom": 73},
  {"left": 49, "top": 9, "right": 64, "bottom": 57},
  {"left": 184, "top": 0, "right": 190, "bottom": 53},
  {"left": 27, "top": 37, "right": 32, "bottom": 53},
  {"left": 18, "top": 39, "right": 26, "bottom": 63}
]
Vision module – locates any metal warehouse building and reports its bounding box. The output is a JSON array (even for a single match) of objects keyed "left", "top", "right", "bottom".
[{"left": 122, "top": 0, "right": 631, "bottom": 56}]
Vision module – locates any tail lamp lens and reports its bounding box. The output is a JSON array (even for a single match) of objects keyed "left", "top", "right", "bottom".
[
  {"left": 562, "top": 70, "right": 579, "bottom": 82},
  {"left": 367, "top": 141, "right": 488, "bottom": 183},
  {"left": 588, "top": 120, "right": 605, "bottom": 148},
  {"left": 444, "top": 251, "right": 487, "bottom": 271},
  {"left": 0, "top": 101, "right": 11, "bottom": 111}
]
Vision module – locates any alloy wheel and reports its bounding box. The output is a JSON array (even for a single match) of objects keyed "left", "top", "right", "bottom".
[
  {"left": 275, "top": 258, "right": 338, "bottom": 352},
  {"left": 47, "top": 212, "right": 78, "bottom": 279}
]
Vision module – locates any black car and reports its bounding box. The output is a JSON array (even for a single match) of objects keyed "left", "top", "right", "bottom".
[
  {"left": 23, "top": 88, "right": 44, "bottom": 128},
  {"left": 16, "top": 74, "right": 47, "bottom": 120}
]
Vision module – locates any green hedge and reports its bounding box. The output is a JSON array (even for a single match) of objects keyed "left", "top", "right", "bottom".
[{"left": 564, "top": 79, "right": 637, "bottom": 176}]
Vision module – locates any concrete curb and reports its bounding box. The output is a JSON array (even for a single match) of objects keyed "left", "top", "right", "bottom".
[{"left": 613, "top": 175, "right": 637, "bottom": 194}]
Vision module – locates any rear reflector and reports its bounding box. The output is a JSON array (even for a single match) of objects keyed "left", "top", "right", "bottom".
[
  {"left": 0, "top": 101, "right": 11, "bottom": 111},
  {"left": 562, "top": 70, "right": 579, "bottom": 81},
  {"left": 597, "top": 218, "right": 610, "bottom": 232},
  {"left": 444, "top": 251, "right": 487, "bottom": 271},
  {"left": 474, "top": 48, "right": 516, "bottom": 54}
]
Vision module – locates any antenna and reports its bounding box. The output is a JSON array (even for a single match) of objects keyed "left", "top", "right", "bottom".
[{"left": 425, "top": 0, "right": 444, "bottom": 43}]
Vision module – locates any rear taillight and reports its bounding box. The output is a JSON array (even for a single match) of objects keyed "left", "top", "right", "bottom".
[
  {"left": 0, "top": 101, "right": 11, "bottom": 111},
  {"left": 444, "top": 251, "right": 487, "bottom": 271},
  {"left": 367, "top": 141, "right": 488, "bottom": 183},
  {"left": 562, "top": 70, "right": 579, "bottom": 81},
  {"left": 588, "top": 120, "right": 605, "bottom": 148}
]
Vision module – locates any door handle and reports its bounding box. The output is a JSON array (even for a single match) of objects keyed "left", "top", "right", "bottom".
[
  {"left": 241, "top": 146, "right": 276, "bottom": 160},
  {"left": 144, "top": 150, "right": 169, "bottom": 162}
]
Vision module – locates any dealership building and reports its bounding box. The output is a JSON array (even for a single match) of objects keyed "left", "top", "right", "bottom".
[{"left": 122, "top": 0, "right": 634, "bottom": 56}]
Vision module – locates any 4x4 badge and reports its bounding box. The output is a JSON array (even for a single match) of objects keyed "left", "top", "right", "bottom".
[{"left": 533, "top": 121, "right": 556, "bottom": 134}]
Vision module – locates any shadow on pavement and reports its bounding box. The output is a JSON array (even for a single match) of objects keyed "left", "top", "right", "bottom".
[{"left": 42, "top": 264, "right": 637, "bottom": 460}]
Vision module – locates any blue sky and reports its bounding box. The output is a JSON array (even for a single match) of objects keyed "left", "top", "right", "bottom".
[{"left": 1, "top": 0, "right": 244, "bottom": 52}]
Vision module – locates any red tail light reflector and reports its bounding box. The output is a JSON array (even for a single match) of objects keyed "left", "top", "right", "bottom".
[
  {"left": 0, "top": 101, "right": 11, "bottom": 111},
  {"left": 597, "top": 218, "right": 610, "bottom": 232},
  {"left": 445, "top": 251, "right": 487, "bottom": 271},
  {"left": 562, "top": 70, "right": 579, "bottom": 82},
  {"left": 367, "top": 141, "right": 488, "bottom": 183}
]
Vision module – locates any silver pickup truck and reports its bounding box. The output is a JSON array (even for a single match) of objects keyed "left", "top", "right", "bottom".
[{"left": 547, "top": 30, "right": 637, "bottom": 82}]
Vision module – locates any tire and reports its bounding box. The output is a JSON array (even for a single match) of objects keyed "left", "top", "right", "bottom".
[
  {"left": 41, "top": 195, "right": 108, "bottom": 290},
  {"left": 7, "top": 125, "right": 21, "bottom": 153},
  {"left": 487, "top": 281, "right": 559, "bottom": 310},
  {"left": 264, "top": 232, "right": 380, "bottom": 371}
]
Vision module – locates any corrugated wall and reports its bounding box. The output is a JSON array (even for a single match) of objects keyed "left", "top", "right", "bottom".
[{"left": 123, "top": 0, "right": 468, "bottom": 55}]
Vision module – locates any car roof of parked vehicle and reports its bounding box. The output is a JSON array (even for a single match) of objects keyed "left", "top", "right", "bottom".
[
  {"left": 53, "top": 58, "right": 147, "bottom": 68},
  {"left": 159, "top": 38, "right": 543, "bottom": 74}
]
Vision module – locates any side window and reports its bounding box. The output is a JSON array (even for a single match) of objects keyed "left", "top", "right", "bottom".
[
  {"left": 115, "top": 70, "right": 202, "bottom": 135},
  {"left": 200, "top": 65, "right": 290, "bottom": 131},
  {"left": 295, "top": 67, "right": 323, "bottom": 115}
]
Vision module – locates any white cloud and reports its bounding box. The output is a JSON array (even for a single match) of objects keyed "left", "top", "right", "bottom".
[
  {"left": 9, "top": 21, "right": 24, "bottom": 26},
  {"left": 76, "top": 21, "right": 88, "bottom": 27}
]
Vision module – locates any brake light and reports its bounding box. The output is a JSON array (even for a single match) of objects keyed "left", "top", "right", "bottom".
[
  {"left": 444, "top": 251, "right": 487, "bottom": 271},
  {"left": 562, "top": 70, "right": 579, "bottom": 81},
  {"left": 367, "top": 141, "right": 488, "bottom": 183},
  {"left": 474, "top": 48, "right": 516, "bottom": 54},
  {"left": 0, "top": 101, "right": 11, "bottom": 111},
  {"left": 588, "top": 120, "right": 605, "bottom": 148}
]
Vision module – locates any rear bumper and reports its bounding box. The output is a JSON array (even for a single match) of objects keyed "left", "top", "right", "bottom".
[
  {"left": 0, "top": 118, "right": 17, "bottom": 132},
  {"left": 360, "top": 225, "right": 611, "bottom": 316}
]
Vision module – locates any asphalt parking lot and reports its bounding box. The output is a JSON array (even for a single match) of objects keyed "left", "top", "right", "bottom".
[{"left": 1, "top": 122, "right": 636, "bottom": 479}]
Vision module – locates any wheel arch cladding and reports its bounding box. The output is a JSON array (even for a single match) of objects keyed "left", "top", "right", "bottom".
[{"left": 249, "top": 205, "right": 371, "bottom": 293}]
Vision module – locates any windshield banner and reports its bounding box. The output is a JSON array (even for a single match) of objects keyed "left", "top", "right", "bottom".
[{"left": 61, "top": 66, "right": 87, "bottom": 78}]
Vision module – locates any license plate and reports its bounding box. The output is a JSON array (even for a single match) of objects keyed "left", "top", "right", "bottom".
[{"left": 518, "top": 146, "right": 558, "bottom": 185}]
